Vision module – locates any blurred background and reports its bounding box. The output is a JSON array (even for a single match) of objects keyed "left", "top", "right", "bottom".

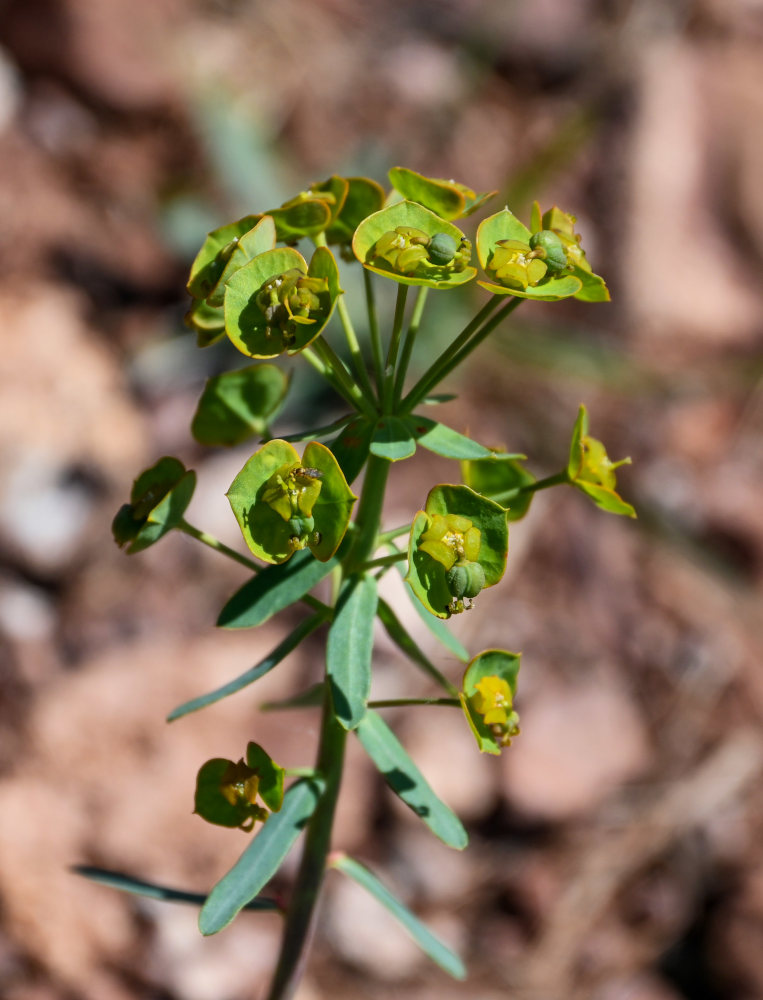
[{"left": 1, "top": 1, "right": 763, "bottom": 998}]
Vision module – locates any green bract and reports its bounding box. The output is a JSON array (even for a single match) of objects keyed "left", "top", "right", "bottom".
[
  {"left": 567, "top": 405, "right": 636, "bottom": 518},
  {"left": 187, "top": 215, "right": 262, "bottom": 300},
  {"left": 191, "top": 364, "right": 290, "bottom": 447},
  {"left": 112, "top": 456, "right": 196, "bottom": 554},
  {"left": 461, "top": 452, "right": 536, "bottom": 522},
  {"left": 224, "top": 246, "right": 342, "bottom": 358},
  {"left": 459, "top": 650, "right": 521, "bottom": 755},
  {"left": 531, "top": 202, "right": 610, "bottom": 303},
  {"left": 227, "top": 439, "right": 357, "bottom": 564},
  {"left": 184, "top": 298, "right": 225, "bottom": 348},
  {"left": 205, "top": 216, "right": 278, "bottom": 308},
  {"left": 406, "top": 484, "right": 509, "bottom": 619},
  {"left": 476, "top": 209, "right": 582, "bottom": 300},
  {"left": 353, "top": 201, "right": 477, "bottom": 289},
  {"left": 388, "top": 166, "right": 496, "bottom": 220},
  {"left": 325, "top": 176, "right": 385, "bottom": 245},
  {"left": 194, "top": 742, "right": 285, "bottom": 832}
]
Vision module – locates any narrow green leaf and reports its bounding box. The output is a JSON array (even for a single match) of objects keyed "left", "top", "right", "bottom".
[
  {"left": 199, "top": 778, "right": 324, "bottom": 935},
  {"left": 370, "top": 417, "right": 416, "bottom": 461},
  {"left": 72, "top": 866, "right": 280, "bottom": 912},
  {"left": 217, "top": 549, "right": 339, "bottom": 629},
  {"left": 327, "top": 575, "right": 378, "bottom": 729},
  {"left": 355, "top": 711, "right": 468, "bottom": 849},
  {"left": 376, "top": 597, "right": 457, "bottom": 694},
  {"left": 330, "top": 855, "right": 465, "bottom": 979},
  {"left": 169, "top": 613, "right": 326, "bottom": 720},
  {"left": 405, "top": 415, "right": 524, "bottom": 462}
]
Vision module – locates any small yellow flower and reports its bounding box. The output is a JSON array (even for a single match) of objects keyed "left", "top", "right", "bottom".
[{"left": 472, "top": 675, "right": 513, "bottom": 726}]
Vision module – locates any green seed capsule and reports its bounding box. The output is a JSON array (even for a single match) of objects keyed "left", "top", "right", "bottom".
[
  {"left": 288, "top": 514, "right": 315, "bottom": 537},
  {"left": 427, "top": 232, "right": 459, "bottom": 266},
  {"left": 446, "top": 559, "right": 486, "bottom": 600},
  {"left": 529, "top": 230, "right": 568, "bottom": 273}
]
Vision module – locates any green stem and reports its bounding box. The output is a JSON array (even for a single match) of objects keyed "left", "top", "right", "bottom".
[
  {"left": 314, "top": 231, "right": 377, "bottom": 403},
  {"left": 490, "top": 469, "right": 568, "bottom": 506},
  {"left": 360, "top": 551, "right": 406, "bottom": 572},
  {"left": 368, "top": 697, "right": 460, "bottom": 708},
  {"left": 177, "top": 520, "right": 261, "bottom": 573},
  {"left": 419, "top": 296, "right": 523, "bottom": 403},
  {"left": 264, "top": 691, "right": 347, "bottom": 1000},
  {"left": 312, "top": 338, "right": 377, "bottom": 420},
  {"left": 264, "top": 454, "right": 390, "bottom": 1000},
  {"left": 363, "top": 269, "right": 384, "bottom": 397},
  {"left": 393, "top": 286, "right": 429, "bottom": 403},
  {"left": 176, "top": 520, "right": 329, "bottom": 616},
  {"left": 382, "top": 285, "right": 408, "bottom": 411},
  {"left": 301, "top": 346, "right": 359, "bottom": 412},
  {"left": 401, "top": 297, "right": 500, "bottom": 412},
  {"left": 376, "top": 523, "right": 412, "bottom": 546}
]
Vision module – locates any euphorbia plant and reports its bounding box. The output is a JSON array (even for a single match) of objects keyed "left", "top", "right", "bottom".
[{"left": 80, "top": 167, "right": 634, "bottom": 997}]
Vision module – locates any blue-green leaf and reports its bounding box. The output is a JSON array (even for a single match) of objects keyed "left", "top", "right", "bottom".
[
  {"left": 199, "top": 778, "right": 324, "bottom": 935},
  {"left": 217, "top": 549, "right": 339, "bottom": 629},
  {"left": 370, "top": 417, "right": 416, "bottom": 462},
  {"left": 72, "top": 866, "right": 279, "bottom": 912},
  {"left": 405, "top": 415, "right": 524, "bottom": 462},
  {"left": 355, "top": 711, "right": 468, "bottom": 849},
  {"left": 327, "top": 575, "right": 378, "bottom": 730},
  {"left": 330, "top": 855, "right": 465, "bottom": 979},
  {"left": 170, "top": 614, "right": 326, "bottom": 720}
]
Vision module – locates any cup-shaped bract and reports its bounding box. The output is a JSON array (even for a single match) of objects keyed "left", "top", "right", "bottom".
[
  {"left": 112, "top": 456, "right": 196, "bottom": 554},
  {"left": 388, "top": 167, "right": 496, "bottom": 220},
  {"left": 227, "top": 440, "right": 357, "bottom": 565},
  {"left": 325, "top": 176, "right": 386, "bottom": 245},
  {"left": 461, "top": 453, "right": 536, "bottom": 522},
  {"left": 205, "top": 216, "right": 278, "bottom": 308},
  {"left": 406, "top": 484, "right": 509, "bottom": 619},
  {"left": 224, "top": 246, "right": 342, "bottom": 359},
  {"left": 353, "top": 201, "right": 477, "bottom": 289},
  {"left": 185, "top": 298, "right": 226, "bottom": 348},
  {"left": 567, "top": 405, "right": 636, "bottom": 517},
  {"left": 531, "top": 202, "right": 610, "bottom": 303},
  {"left": 194, "top": 742, "right": 284, "bottom": 832},
  {"left": 476, "top": 209, "right": 583, "bottom": 300},
  {"left": 187, "top": 215, "right": 263, "bottom": 301},
  {"left": 191, "top": 364, "right": 291, "bottom": 448},
  {"left": 459, "top": 650, "right": 521, "bottom": 754}
]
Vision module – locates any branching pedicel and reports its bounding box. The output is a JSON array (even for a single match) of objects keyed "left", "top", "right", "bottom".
[{"left": 95, "top": 166, "right": 634, "bottom": 997}]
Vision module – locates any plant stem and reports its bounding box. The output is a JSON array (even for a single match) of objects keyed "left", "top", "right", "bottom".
[
  {"left": 393, "top": 286, "right": 428, "bottom": 403},
  {"left": 489, "top": 469, "right": 568, "bottom": 506},
  {"left": 314, "top": 231, "right": 377, "bottom": 403},
  {"left": 368, "top": 697, "right": 461, "bottom": 708},
  {"left": 363, "top": 268, "right": 384, "bottom": 397},
  {"left": 301, "top": 346, "right": 359, "bottom": 412},
  {"left": 264, "top": 691, "right": 347, "bottom": 1000},
  {"left": 312, "top": 338, "right": 377, "bottom": 420},
  {"left": 264, "top": 455, "right": 390, "bottom": 1000},
  {"left": 177, "top": 519, "right": 261, "bottom": 573},
  {"left": 176, "top": 520, "right": 330, "bottom": 616},
  {"left": 376, "top": 523, "right": 412, "bottom": 546},
  {"left": 433, "top": 296, "right": 523, "bottom": 390},
  {"left": 360, "top": 551, "right": 407, "bottom": 572},
  {"left": 382, "top": 285, "right": 408, "bottom": 411},
  {"left": 401, "top": 297, "right": 500, "bottom": 412}
]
